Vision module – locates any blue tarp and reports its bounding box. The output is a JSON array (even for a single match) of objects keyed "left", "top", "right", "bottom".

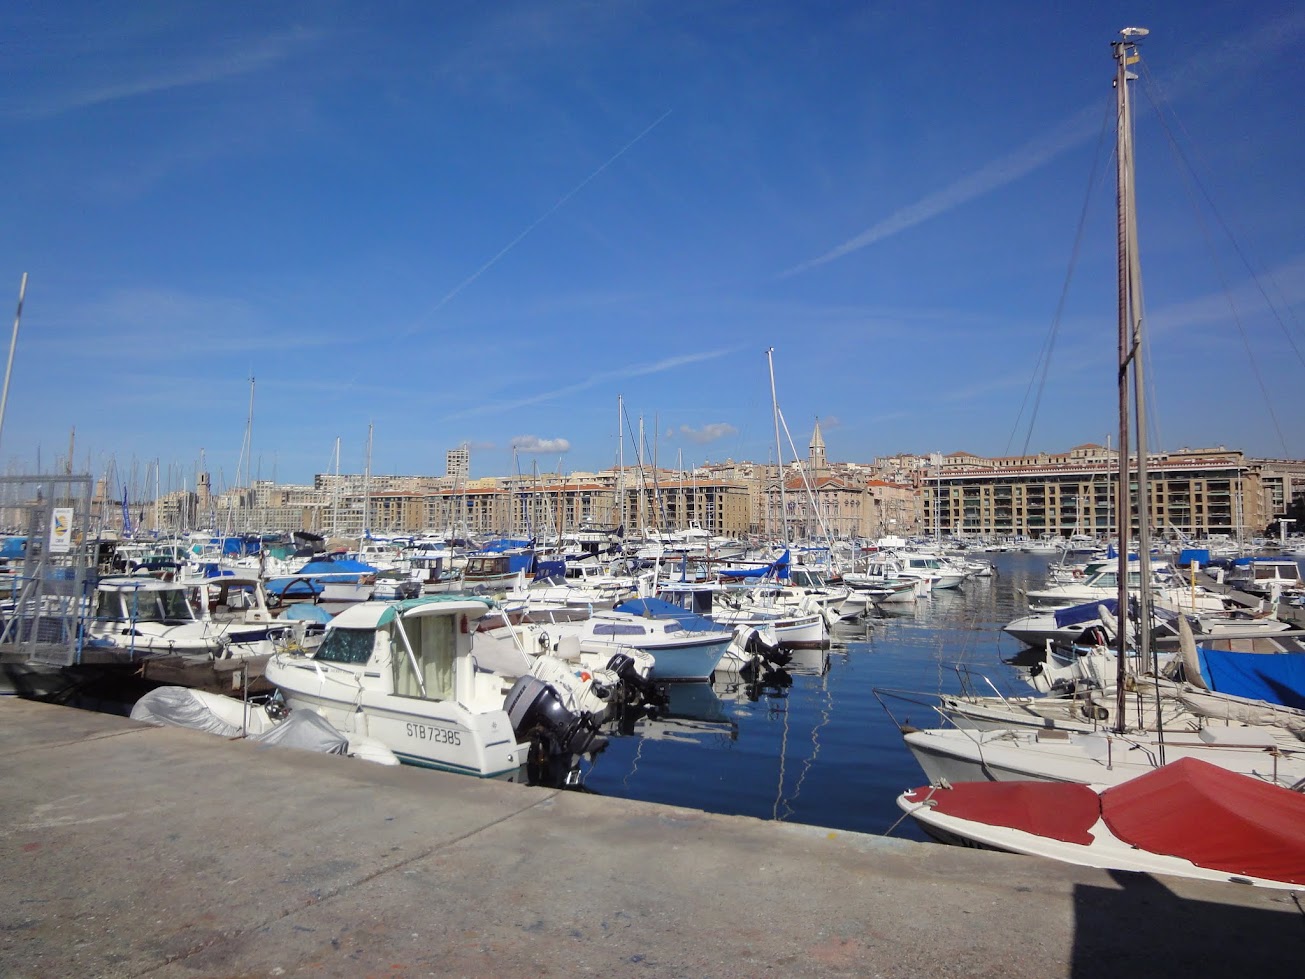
[
  {"left": 532, "top": 559, "right": 566, "bottom": 581},
  {"left": 717, "top": 549, "right": 790, "bottom": 581},
  {"left": 0, "top": 537, "right": 27, "bottom": 560},
  {"left": 480, "top": 538, "right": 532, "bottom": 553},
  {"left": 294, "top": 557, "right": 375, "bottom": 575},
  {"left": 265, "top": 556, "right": 378, "bottom": 598},
  {"left": 281, "top": 603, "right": 334, "bottom": 624},
  {"left": 1196, "top": 648, "right": 1305, "bottom": 710},
  {"left": 613, "top": 596, "right": 724, "bottom": 634},
  {"left": 1053, "top": 598, "right": 1121, "bottom": 629}
]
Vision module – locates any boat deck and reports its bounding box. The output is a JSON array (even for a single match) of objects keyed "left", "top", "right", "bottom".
[{"left": 1, "top": 697, "right": 1299, "bottom": 978}]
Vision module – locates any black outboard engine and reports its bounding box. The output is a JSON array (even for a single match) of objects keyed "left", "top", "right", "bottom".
[
  {"left": 504, "top": 675, "right": 607, "bottom": 786},
  {"left": 745, "top": 628, "right": 792, "bottom": 669},
  {"left": 603, "top": 652, "right": 667, "bottom": 709}
]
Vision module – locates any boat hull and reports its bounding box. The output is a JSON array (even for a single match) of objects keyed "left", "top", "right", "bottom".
[{"left": 266, "top": 658, "right": 529, "bottom": 780}]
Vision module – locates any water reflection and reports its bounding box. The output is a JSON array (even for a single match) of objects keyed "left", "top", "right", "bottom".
[{"left": 583, "top": 552, "right": 1061, "bottom": 838}]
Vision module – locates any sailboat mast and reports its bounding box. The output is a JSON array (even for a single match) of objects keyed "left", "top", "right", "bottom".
[
  {"left": 617, "top": 394, "right": 625, "bottom": 533},
  {"left": 0, "top": 273, "right": 28, "bottom": 457},
  {"left": 364, "top": 422, "right": 373, "bottom": 539},
  {"left": 245, "top": 375, "right": 255, "bottom": 532},
  {"left": 332, "top": 436, "right": 340, "bottom": 538},
  {"left": 767, "top": 347, "right": 788, "bottom": 544},
  {"left": 1112, "top": 27, "right": 1155, "bottom": 734}
]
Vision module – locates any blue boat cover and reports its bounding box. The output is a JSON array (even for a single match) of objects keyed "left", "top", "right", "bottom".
[
  {"left": 265, "top": 577, "right": 324, "bottom": 597},
  {"left": 533, "top": 559, "right": 566, "bottom": 581},
  {"left": 480, "top": 538, "right": 532, "bottom": 553},
  {"left": 294, "top": 557, "right": 376, "bottom": 575},
  {"left": 717, "top": 549, "right": 790, "bottom": 581},
  {"left": 613, "top": 596, "right": 723, "bottom": 634},
  {"left": 1053, "top": 598, "right": 1120, "bottom": 629},
  {"left": 1196, "top": 647, "right": 1305, "bottom": 710},
  {"left": 281, "top": 603, "right": 334, "bottom": 623}
]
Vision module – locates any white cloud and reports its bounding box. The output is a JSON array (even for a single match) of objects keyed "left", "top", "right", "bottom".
[
  {"left": 678, "top": 422, "right": 738, "bottom": 445},
  {"left": 510, "top": 435, "right": 571, "bottom": 454}
]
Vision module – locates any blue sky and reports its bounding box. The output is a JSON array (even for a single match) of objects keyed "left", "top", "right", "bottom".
[{"left": 2, "top": 2, "right": 1303, "bottom": 494}]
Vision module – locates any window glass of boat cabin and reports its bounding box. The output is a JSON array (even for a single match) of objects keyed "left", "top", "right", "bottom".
[{"left": 391, "top": 614, "right": 456, "bottom": 700}]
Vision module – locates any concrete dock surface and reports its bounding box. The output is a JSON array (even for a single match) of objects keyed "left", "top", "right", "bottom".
[{"left": 2, "top": 698, "right": 1301, "bottom": 978}]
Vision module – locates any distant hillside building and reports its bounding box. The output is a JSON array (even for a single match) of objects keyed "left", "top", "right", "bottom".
[
  {"left": 446, "top": 445, "right": 469, "bottom": 480},
  {"left": 923, "top": 444, "right": 1268, "bottom": 540}
]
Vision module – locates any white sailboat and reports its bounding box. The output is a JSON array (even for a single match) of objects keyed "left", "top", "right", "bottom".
[{"left": 901, "top": 29, "right": 1305, "bottom": 793}]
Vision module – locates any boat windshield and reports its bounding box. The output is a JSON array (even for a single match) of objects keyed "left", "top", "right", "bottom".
[
  {"left": 316, "top": 627, "right": 375, "bottom": 665},
  {"left": 96, "top": 587, "right": 195, "bottom": 622}
]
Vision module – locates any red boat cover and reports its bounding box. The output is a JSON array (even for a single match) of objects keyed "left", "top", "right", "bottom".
[
  {"left": 1101, "top": 757, "right": 1305, "bottom": 885},
  {"left": 904, "top": 780, "right": 1101, "bottom": 845}
]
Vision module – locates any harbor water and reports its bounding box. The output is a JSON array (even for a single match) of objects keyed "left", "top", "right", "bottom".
[{"left": 580, "top": 551, "right": 1059, "bottom": 841}]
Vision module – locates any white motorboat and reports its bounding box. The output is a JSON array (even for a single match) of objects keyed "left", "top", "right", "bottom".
[
  {"left": 580, "top": 605, "right": 733, "bottom": 681},
  {"left": 1024, "top": 562, "right": 1227, "bottom": 614},
  {"left": 656, "top": 581, "right": 829, "bottom": 649},
  {"left": 1224, "top": 557, "right": 1305, "bottom": 602},
  {"left": 264, "top": 596, "right": 612, "bottom": 782},
  {"left": 85, "top": 576, "right": 261, "bottom": 659}
]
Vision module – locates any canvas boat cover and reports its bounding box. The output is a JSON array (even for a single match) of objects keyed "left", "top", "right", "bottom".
[
  {"left": 294, "top": 557, "right": 376, "bottom": 575},
  {"left": 715, "top": 549, "right": 791, "bottom": 581},
  {"left": 131, "top": 687, "right": 349, "bottom": 755},
  {"left": 131, "top": 686, "right": 247, "bottom": 737},
  {"left": 1053, "top": 598, "right": 1120, "bottom": 629},
  {"left": 907, "top": 757, "right": 1305, "bottom": 884},
  {"left": 902, "top": 780, "right": 1101, "bottom": 844},
  {"left": 1195, "top": 647, "right": 1305, "bottom": 710},
  {"left": 1100, "top": 757, "right": 1305, "bottom": 885},
  {"left": 254, "top": 710, "right": 348, "bottom": 756}
]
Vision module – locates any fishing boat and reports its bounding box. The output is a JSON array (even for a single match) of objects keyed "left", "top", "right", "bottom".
[{"left": 263, "top": 596, "right": 612, "bottom": 782}]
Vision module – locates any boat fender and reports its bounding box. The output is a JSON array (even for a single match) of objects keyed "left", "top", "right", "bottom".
[{"left": 1082, "top": 704, "right": 1109, "bottom": 721}]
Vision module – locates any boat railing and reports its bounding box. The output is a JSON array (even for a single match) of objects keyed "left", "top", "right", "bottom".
[
  {"left": 870, "top": 685, "right": 975, "bottom": 738},
  {"left": 950, "top": 663, "right": 1017, "bottom": 708}
]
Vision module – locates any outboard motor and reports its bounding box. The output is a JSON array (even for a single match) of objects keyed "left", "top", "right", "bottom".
[
  {"left": 745, "top": 627, "right": 791, "bottom": 669},
  {"left": 504, "top": 675, "right": 607, "bottom": 779},
  {"left": 603, "top": 651, "right": 667, "bottom": 709}
]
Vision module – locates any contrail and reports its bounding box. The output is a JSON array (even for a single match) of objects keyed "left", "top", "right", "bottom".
[
  {"left": 445, "top": 347, "right": 736, "bottom": 420},
  {"left": 783, "top": 10, "right": 1305, "bottom": 279},
  {"left": 422, "top": 108, "right": 673, "bottom": 320},
  {"left": 782, "top": 106, "right": 1099, "bottom": 278}
]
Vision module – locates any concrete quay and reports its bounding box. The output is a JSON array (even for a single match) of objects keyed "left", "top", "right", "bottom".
[{"left": 1, "top": 698, "right": 1301, "bottom": 978}]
